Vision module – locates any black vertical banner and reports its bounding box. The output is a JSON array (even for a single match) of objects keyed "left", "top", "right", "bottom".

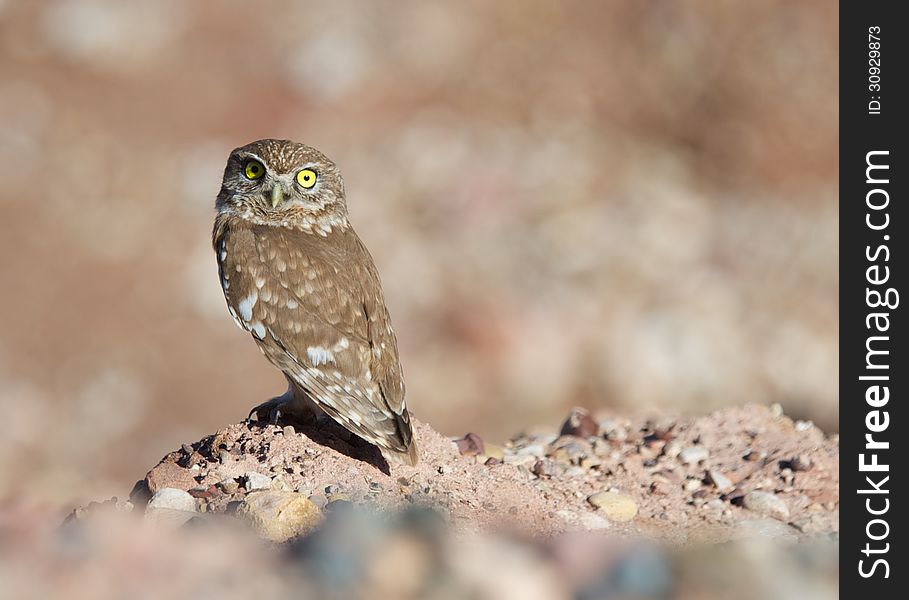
[{"left": 841, "top": 1, "right": 906, "bottom": 595}]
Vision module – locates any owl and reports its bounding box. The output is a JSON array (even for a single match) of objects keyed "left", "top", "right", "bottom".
[{"left": 212, "top": 139, "right": 417, "bottom": 466}]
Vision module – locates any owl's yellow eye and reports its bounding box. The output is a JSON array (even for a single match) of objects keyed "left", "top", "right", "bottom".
[
  {"left": 296, "top": 169, "right": 317, "bottom": 189},
  {"left": 244, "top": 160, "right": 265, "bottom": 180}
]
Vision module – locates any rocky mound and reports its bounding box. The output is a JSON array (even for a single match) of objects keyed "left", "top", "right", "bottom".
[{"left": 127, "top": 403, "right": 839, "bottom": 543}]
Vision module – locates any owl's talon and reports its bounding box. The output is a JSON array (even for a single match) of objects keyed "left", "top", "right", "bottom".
[{"left": 248, "top": 397, "right": 285, "bottom": 424}]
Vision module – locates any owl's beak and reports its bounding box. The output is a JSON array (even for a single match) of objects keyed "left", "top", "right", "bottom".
[{"left": 270, "top": 184, "right": 284, "bottom": 208}]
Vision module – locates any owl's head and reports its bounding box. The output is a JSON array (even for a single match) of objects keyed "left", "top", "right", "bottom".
[{"left": 216, "top": 139, "right": 348, "bottom": 226}]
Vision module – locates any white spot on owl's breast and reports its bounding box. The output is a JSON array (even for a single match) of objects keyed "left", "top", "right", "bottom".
[
  {"left": 286, "top": 298, "right": 298, "bottom": 309},
  {"left": 307, "top": 346, "right": 335, "bottom": 366},
  {"left": 238, "top": 291, "right": 258, "bottom": 321},
  {"left": 250, "top": 321, "right": 266, "bottom": 339},
  {"left": 333, "top": 338, "right": 349, "bottom": 352}
]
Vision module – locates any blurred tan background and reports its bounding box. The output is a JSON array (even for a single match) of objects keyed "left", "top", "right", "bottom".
[{"left": 0, "top": 0, "right": 837, "bottom": 506}]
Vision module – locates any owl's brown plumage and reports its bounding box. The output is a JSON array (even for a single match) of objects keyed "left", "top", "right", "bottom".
[{"left": 213, "top": 139, "right": 416, "bottom": 466}]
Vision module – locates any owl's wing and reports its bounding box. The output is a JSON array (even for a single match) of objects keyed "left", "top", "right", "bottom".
[
  {"left": 353, "top": 236, "right": 408, "bottom": 419},
  {"left": 215, "top": 219, "right": 413, "bottom": 457}
]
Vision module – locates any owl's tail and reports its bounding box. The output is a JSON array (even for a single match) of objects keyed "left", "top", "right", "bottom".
[{"left": 384, "top": 440, "right": 419, "bottom": 467}]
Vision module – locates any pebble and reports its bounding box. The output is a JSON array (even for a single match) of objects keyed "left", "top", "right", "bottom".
[
  {"left": 244, "top": 471, "right": 273, "bottom": 492},
  {"left": 515, "top": 444, "right": 546, "bottom": 458},
  {"left": 218, "top": 479, "right": 240, "bottom": 494},
  {"left": 738, "top": 519, "right": 798, "bottom": 541},
  {"left": 791, "top": 514, "right": 827, "bottom": 534},
  {"left": 704, "top": 499, "right": 726, "bottom": 512},
  {"left": 587, "top": 491, "right": 638, "bottom": 522},
  {"left": 790, "top": 454, "right": 813, "bottom": 472},
  {"left": 649, "top": 481, "right": 670, "bottom": 495},
  {"left": 483, "top": 444, "right": 505, "bottom": 461},
  {"left": 679, "top": 446, "right": 709, "bottom": 465},
  {"left": 663, "top": 440, "right": 682, "bottom": 458},
  {"left": 743, "top": 491, "right": 790, "bottom": 520},
  {"left": 560, "top": 407, "right": 598, "bottom": 438},
  {"left": 271, "top": 475, "right": 293, "bottom": 492},
  {"left": 454, "top": 432, "right": 485, "bottom": 456},
  {"left": 147, "top": 488, "right": 196, "bottom": 513},
  {"left": 145, "top": 488, "right": 197, "bottom": 526},
  {"left": 548, "top": 439, "right": 588, "bottom": 464},
  {"left": 564, "top": 466, "right": 586, "bottom": 478},
  {"left": 683, "top": 478, "right": 702, "bottom": 492},
  {"left": 579, "top": 456, "right": 603, "bottom": 469},
  {"left": 531, "top": 459, "right": 563, "bottom": 478},
  {"left": 437, "top": 464, "right": 453, "bottom": 475},
  {"left": 606, "top": 427, "right": 628, "bottom": 442},
  {"left": 596, "top": 419, "right": 617, "bottom": 436},
  {"left": 326, "top": 493, "right": 351, "bottom": 505},
  {"left": 282, "top": 425, "right": 296, "bottom": 437},
  {"left": 577, "top": 511, "right": 612, "bottom": 530},
  {"left": 780, "top": 468, "right": 794, "bottom": 485},
  {"left": 743, "top": 449, "right": 768, "bottom": 462},
  {"left": 237, "top": 491, "right": 322, "bottom": 542},
  {"left": 307, "top": 493, "right": 329, "bottom": 509},
  {"left": 652, "top": 469, "right": 681, "bottom": 484},
  {"left": 707, "top": 470, "right": 734, "bottom": 492}
]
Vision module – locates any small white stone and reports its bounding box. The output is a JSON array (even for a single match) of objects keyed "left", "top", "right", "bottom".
[
  {"left": 743, "top": 491, "right": 790, "bottom": 520},
  {"left": 577, "top": 511, "right": 612, "bottom": 530},
  {"left": 679, "top": 446, "right": 710, "bottom": 465},
  {"left": 147, "top": 488, "right": 196, "bottom": 513},
  {"left": 707, "top": 469, "right": 734, "bottom": 492},
  {"left": 244, "top": 471, "right": 273, "bottom": 492}
]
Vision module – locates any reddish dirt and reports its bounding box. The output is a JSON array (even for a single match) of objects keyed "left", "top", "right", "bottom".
[{"left": 135, "top": 403, "right": 839, "bottom": 542}]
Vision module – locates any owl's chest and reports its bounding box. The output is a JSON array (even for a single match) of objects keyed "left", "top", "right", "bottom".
[{"left": 215, "top": 223, "right": 369, "bottom": 339}]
